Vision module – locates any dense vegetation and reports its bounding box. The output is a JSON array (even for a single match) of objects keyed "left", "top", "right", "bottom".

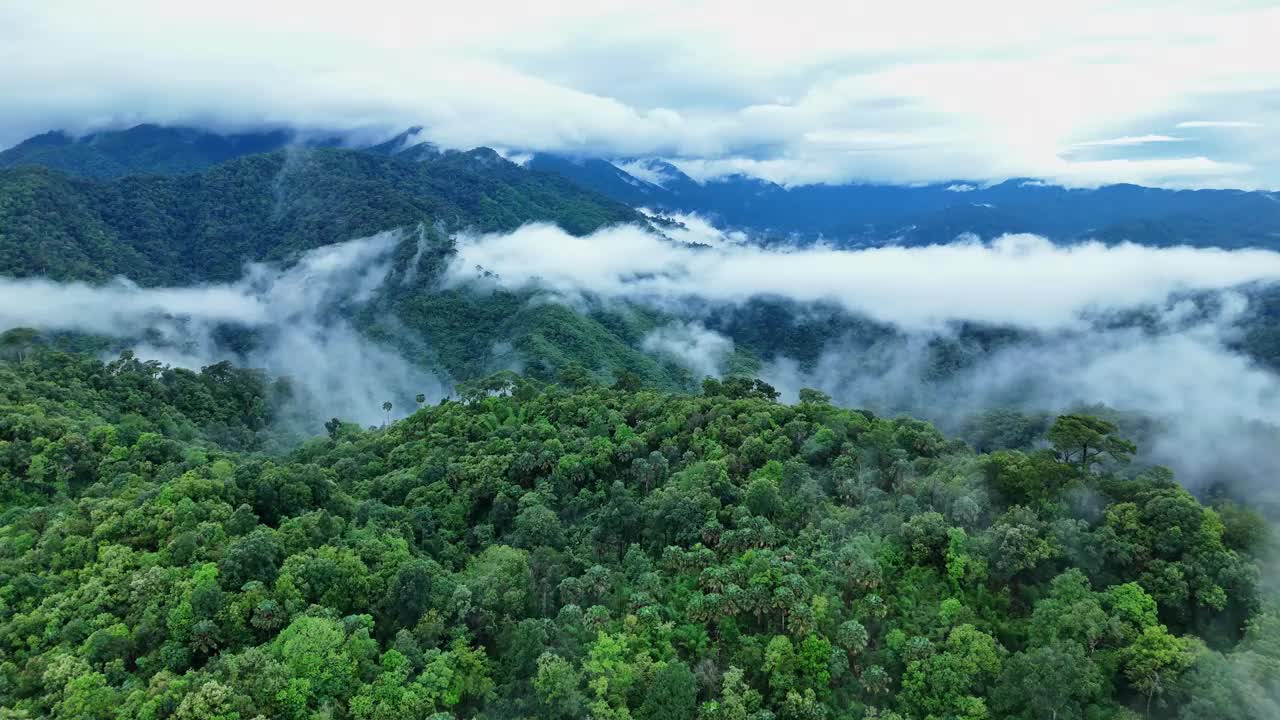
[
  {"left": 5, "top": 126, "right": 1279, "bottom": 390},
  {"left": 2, "top": 125, "right": 1279, "bottom": 718},
  {"left": 0, "top": 125, "right": 300, "bottom": 180},
  {"left": 7, "top": 123, "right": 1279, "bottom": 251},
  {"left": 1, "top": 349, "right": 1275, "bottom": 720},
  {"left": 0, "top": 146, "right": 642, "bottom": 284}
]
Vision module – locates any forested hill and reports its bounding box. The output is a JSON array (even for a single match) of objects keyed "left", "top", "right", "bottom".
[
  {"left": 0, "top": 348, "right": 1275, "bottom": 719},
  {"left": 0, "top": 145, "right": 643, "bottom": 285},
  {"left": 5, "top": 123, "right": 1280, "bottom": 413},
  {"left": 0, "top": 125, "right": 304, "bottom": 179},
  {"left": 8, "top": 124, "right": 1280, "bottom": 251}
]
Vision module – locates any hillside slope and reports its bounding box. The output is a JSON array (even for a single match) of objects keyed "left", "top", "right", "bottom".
[
  {"left": 8, "top": 124, "right": 1279, "bottom": 250},
  {"left": 0, "top": 349, "right": 1272, "bottom": 719},
  {"left": 0, "top": 147, "right": 643, "bottom": 285},
  {"left": 0, "top": 124, "right": 304, "bottom": 178}
]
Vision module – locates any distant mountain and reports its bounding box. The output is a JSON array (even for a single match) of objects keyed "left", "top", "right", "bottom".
[
  {"left": 526, "top": 154, "right": 669, "bottom": 206},
  {"left": 0, "top": 124, "right": 323, "bottom": 178},
  {"left": 3, "top": 123, "right": 1279, "bottom": 392},
  {"left": 0, "top": 135, "right": 672, "bottom": 387},
  {"left": 530, "top": 153, "right": 1280, "bottom": 249},
  {"left": 11, "top": 124, "right": 1277, "bottom": 250},
  {"left": 364, "top": 126, "right": 442, "bottom": 162}
]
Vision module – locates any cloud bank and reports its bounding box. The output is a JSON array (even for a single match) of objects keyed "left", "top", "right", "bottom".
[
  {"left": 2, "top": 1, "right": 1279, "bottom": 188},
  {"left": 447, "top": 223, "right": 1280, "bottom": 331}
]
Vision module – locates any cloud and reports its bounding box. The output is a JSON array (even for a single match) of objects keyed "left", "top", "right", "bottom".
[
  {"left": 0, "top": 231, "right": 443, "bottom": 426},
  {"left": 638, "top": 208, "right": 748, "bottom": 247},
  {"left": 615, "top": 159, "right": 678, "bottom": 187},
  {"left": 494, "top": 148, "right": 534, "bottom": 166},
  {"left": 446, "top": 223, "right": 1280, "bottom": 331},
  {"left": 1068, "top": 134, "right": 1186, "bottom": 147},
  {"left": 0, "top": 280, "right": 264, "bottom": 335},
  {"left": 642, "top": 321, "right": 735, "bottom": 379},
  {"left": 1043, "top": 156, "right": 1256, "bottom": 189},
  {"left": 760, "top": 296, "right": 1280, "bottom": 491},
  {"left": 1176, "top": 120, "right": 1264, "bottom": 128},
  {"left": 2, "top": 1, "right": 1279, "bottom": 188}
]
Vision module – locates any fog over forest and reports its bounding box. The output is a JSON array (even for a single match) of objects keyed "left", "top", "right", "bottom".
[
  {"left": 0, "top": 230, "right": 443, "bottom": 425},
  {"left": 6, "top": 217, "right": 1279, "bottom": 501},
  {"left": 448, "top": 221, "right": 1280, "bottom": 493}
]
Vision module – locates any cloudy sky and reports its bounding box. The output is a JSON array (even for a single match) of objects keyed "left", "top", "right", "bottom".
[{"left": 3, "top": 1, "right": 1278, "bottom": 188}]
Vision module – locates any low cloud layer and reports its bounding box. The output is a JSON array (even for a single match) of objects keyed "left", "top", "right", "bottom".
[
  {"left": 5, "top": 215, "right": 1279, "bottom": 492},
  {"left": 448, "top": 223, "right": 1280, "bottom": 331},
  {"left": 0, "top": 232, "right": 442, "bottom": 427}
]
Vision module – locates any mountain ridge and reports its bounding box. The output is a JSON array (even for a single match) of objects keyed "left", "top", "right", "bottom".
[
  {"left": 8, "top": 123, "right": 1280, "bottom": 252},
  {"left": 529, "top": 152, "right": 1280, "bottom": 249},
  {"left": 0, "top": 144, "right": 645, "bottom": 285}
]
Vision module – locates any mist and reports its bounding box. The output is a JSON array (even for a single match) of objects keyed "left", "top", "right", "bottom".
[
  {"left": 6, "top": 214, "right": 1280, "bottom": 491},
  {"left": 448, "top": 223, "right": 1280, "bottom": 331},
  {"left": 0, "top": 231, "right": 443, "bottom": 427},
  {"left": 448, "top": 222, "right": 1280, "bottom": 494},
  {"left": 763, "top": 303, "right": 1280, "bottom": 494},
  {"left": 642, "top": 321, "right": 736, "bottom": 380}
]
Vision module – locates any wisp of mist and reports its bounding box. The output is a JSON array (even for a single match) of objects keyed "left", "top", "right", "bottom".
[{"left": 0, "top": 230, "right": 443, "bottom": 427}]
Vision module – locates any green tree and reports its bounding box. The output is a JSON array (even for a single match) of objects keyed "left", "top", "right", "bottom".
[
  {"left": 1047, "top": 414, "right": 1136, "bottom": 473},
  {"left": 901, "top": 624, "right": 1003, "bottom": 720},
  {"left": 993, "top": 642, "right": 1105, "bottom": 720},
  {"left": 1123, "top": 624, "right": 1192, "bottom": 716},
  {"left": 534, "top": 652, "right": 586, "bottom": 720},
  {"left": 638, "top": 661, "right": 697, "bottom": 720}
]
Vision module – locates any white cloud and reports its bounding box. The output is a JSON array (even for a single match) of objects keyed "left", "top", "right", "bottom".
[
  {"left": 1043, "top": 156, "right": 1255, "bottom": 189},
  {"left": 1, "top": 1, "right": 1279, "bottom": 187},
  {"left": 447, "top": 223, "right": 1280, "bottom": 331},
  {"left": 443, "top": 220, "right": 1280, "bottom": 489},
  {"left": 1069, "top": 134, "right": 1186, "bottom": 147},
  {"left": 494, "top": 148, "right": 533, "bottom": 166},
  {"left": 0, "top": 232, "right": 443, "bottom": 426},
  {"left": 638, "top": 208, "right": 747, "bottom": 247},
  {"left": 1176, "top": 120, "right": 1264, "bottom": 128},
  {"left": 761, "top": 298, "right": 1280, "bottom": 490},
  {"left": 615, "top": 159, "right": 677, "bottom": 187},
  {"left": 642, "top": 321, "right": 734, "bottom": 379}
]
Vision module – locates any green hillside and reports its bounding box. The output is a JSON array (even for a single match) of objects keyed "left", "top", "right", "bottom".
[
  {"left": 0, "top": 147, "right": 643, "bottom": 285},
  {"left": 0, "top": 125, "right": 1277, "bottom": 720},
  {"left": 0, "top": 125, "right": 297, "bottom": 179},
  {"left": 0, "top": 348, "right": 1273, "bottom": 719}
]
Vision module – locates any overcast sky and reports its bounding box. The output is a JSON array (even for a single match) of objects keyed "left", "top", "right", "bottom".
[{"left": 3, "top": 1, "right": 1278, "bottom": 188}]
